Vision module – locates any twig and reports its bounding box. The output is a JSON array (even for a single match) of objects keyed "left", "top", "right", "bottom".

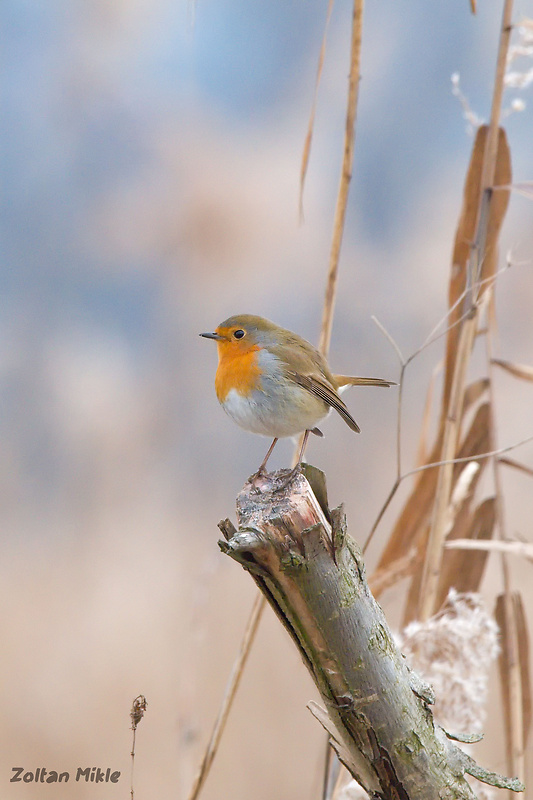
[
  {"left": 370, "top": 316, "right": 406, "bottom": 481},
  {"left": 412, "top": 262, "right": 510, "bottom": 360},
  {"left": 370, "top": 262, "right": 510, "bottom": 495},
  {"left": 499, "top": 456, "right": 533, "bottom": 477},
  {"left": 370, "top": 315, "right": 404, "bottom": 365},
  {"left": 371, "top": 260, "right": 512, "bottom": 379},
  {"left": 364, "top": 432, "right": 533, "bottom": 551},
  {"left": 363, "top": 476, "right": 400, "bottom": 553},
  {"left": 186, "top": 591, "right": 266, "bottom": 800},
  {"left": 404, "top": 433, "right": 533, "bottom": 478},
  {"left": 366, "top": 277, "right": 505, "bottom": 556}
]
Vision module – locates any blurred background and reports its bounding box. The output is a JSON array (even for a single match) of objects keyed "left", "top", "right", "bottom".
[{"left": 2, "top": 0, "right": 533, "bottom": 797}]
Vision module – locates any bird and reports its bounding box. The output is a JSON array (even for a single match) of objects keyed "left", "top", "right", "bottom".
[{"left": 200, "top": 314, "right": 394, "bottom": 477}]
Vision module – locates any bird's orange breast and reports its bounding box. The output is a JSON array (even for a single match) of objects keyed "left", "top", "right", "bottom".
[{"left": 215, "top": 343, "right": 262, "bottom": 402}]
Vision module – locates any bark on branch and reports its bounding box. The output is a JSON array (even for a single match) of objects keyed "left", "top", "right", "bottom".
[{"left": 218, "top": 466, "right": 524, "bottom": 799}]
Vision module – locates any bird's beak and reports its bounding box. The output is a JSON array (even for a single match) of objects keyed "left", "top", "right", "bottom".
[{"left": 199, "top": 331, "right": 225, "bottom": 341}]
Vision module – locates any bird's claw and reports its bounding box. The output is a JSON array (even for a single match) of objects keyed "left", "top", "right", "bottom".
[{"left": 271, "top": 464, "right": 302, "bottom": 493}]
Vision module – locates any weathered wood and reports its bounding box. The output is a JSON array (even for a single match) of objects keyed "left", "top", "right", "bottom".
[{"left": 219, "top": 467, "right": 524, "bottom": 800}]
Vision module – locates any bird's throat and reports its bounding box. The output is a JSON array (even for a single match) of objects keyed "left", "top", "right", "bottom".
[{"left": 215, "top": 344, "right": 262, "bottom": 402}]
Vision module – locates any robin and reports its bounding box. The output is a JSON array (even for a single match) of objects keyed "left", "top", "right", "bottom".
[{"left": 200, "top": 314, "right": 394, "bottom": 477}]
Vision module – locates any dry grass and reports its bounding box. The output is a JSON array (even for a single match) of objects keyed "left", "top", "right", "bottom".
[
  {"left": 365, "top": 0, "right": 532, "bottom": 790},
  {"left": 187, "top": 0, "right": 533, "bottom": 797},
  {"left": 187, "top": 1, "right": 367, "bottom": 794}
]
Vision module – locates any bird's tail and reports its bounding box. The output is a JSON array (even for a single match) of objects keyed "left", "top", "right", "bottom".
[{"left": 334, "top": 375, "right": 396, "bottom": 389}]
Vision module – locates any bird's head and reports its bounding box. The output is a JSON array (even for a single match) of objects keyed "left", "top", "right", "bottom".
[{"left": 200, "top": 314, "right": 279, "bottom": 355}]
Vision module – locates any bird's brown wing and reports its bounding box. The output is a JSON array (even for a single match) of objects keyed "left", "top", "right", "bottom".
[
  {"left": 269, "top": 338, "right": 360, "bottom": 433},
  {"left": 334, "top": 375, "right": 395, "bottom": 388},
  {"left": 288, "top": 371, "right": 361, "bottom": 433}
]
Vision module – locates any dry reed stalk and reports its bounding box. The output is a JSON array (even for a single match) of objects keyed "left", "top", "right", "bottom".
[
  {"left": 130, "top": 695, "right": 147, "bottom": 800},
  {"left": 486, "top": 324, "right": 527, "bottom": 788},
  {"left": 415, "top": 385, "right": 495, "bottom": 622},
  {"left": 417, "top": 315, "right": 477, "bottom": 622},
  {"left": 189, "top": 1, "right": 365, "bottom": 790},
  {"left": 495, "top": 593, "right": 530, "bottom": 785},
  {"left": 191, "top": 0, "right": 532, "bottom": 795},
  {"left": 445, "top": 538, "right": 533, "bottom": 559},
  {"left": 417, "top": 133, "right": 510, "bottom": 621},
  {"left": 435, "top": 497, "right": 495, "bottom": 610},
  {"left": 186, "top": 590, "right": 265, "bottom": 800},
  {"left": 483, "top": 31, "right": 530, "bottom": 758},
  {"left": 365, "top": 0, "right": 528, "bottom": 783},
  {"left": 299, "top": 0, "right": 335, "bottom": 222},
  {"left": 403, "top": 401, "right": 491, "bottom": 623},
  {"left": 488, "top": 326, "right": 533, "bottom": 786},
  {"left": 442, "top": 128, "right": 511, "bottom": 411},
  {"left": 294, "top": 0, "right": 364, "bottom": 469},
  {"left": 318, "top": 0, "right": 364, "bottom": 358},
  {"left": 515, "top": 598, "right": 532, "bottom": 746},
  {"left": 462, "top": 377, "right": 490, "bottom": 412},
  {"left": 418, "top": 0, "right": 530, "bottom": 783},
  {"left": 416, "top": 363, "right": 440, "bottom": 467},
  {"left": 415, "top": 0, "right": 514, "bottom": 622},
  {"left": 482, "top": 0, "right": 514, "bottom": 191},
  {"left": 369, "top": 549, "right": 420, "bottom": 599}
]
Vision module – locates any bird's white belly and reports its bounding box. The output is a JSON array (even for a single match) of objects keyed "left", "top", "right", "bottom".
[{"left": 221, "top": 387, "right": 327, "bottom": 438}]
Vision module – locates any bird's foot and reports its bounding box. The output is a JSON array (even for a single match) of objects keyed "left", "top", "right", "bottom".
[
  {"left": 246, "top": 464, "right": 302, "bottom": 494},
  {"left": 271, "top": 463, "right": 302, "bottom": 493},
  {"left": 247, "top": 466, "right": 269, "bottom": 490}
]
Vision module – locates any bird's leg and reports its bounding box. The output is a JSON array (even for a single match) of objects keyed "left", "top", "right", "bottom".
[
  {"left": 272, "top": 430, "right": 311, "bottom": 491},
  {"left": 249, "top": 437, "right": 278, "bottom": 482},
  {"left": 259, "top": 437, "right": 279, "bottom": 473},
  {"left": 294, "top": 429, "right": 311, "bottom": 470}
]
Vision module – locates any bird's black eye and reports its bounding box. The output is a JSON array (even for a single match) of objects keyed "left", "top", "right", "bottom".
[{"left": 233, "top": 329, "right": 245, "bottom": 339}]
